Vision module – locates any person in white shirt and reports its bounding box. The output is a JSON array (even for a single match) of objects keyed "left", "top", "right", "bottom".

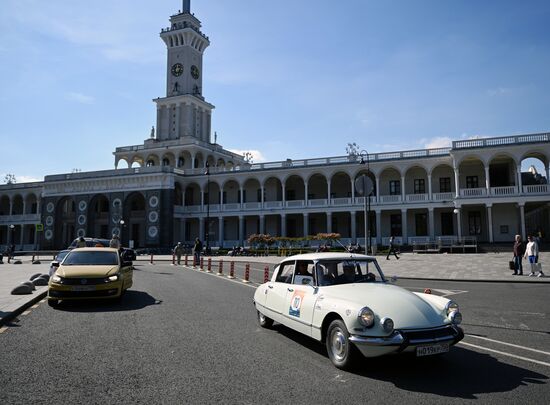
[{"left": 524, "top": 235, "right": 544, "bottom": 277}]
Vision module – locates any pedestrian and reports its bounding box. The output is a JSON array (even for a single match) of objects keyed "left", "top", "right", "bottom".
[
  {"left": 76, "top": 236, "right": 86, "bottom": 248},
  {"left": 109, "top": 234, "right": 121, "bottom": 249},
  {"left": 193, "top": 237, "right": 203, "bottom": 266},
  {"left": 386, "top": 236, "right": 399, "bottom": 260},
  {"left": 524, "top": 235, "right": 544, "bottom": 277},
  {"left": 512, "top": 234, "right": 524, "bottom": 275},
  {"left": 174, "top": 241, "right": 183, "bottom": 265}
]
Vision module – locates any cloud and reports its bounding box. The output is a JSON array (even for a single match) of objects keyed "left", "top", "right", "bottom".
[
  {"left": 421, "top": 136, "right": 453, "bottom": 149},
  {"left": 487, "top": 87, "right": 513, "bottom": 96},
  {"left": 228, "top": 149, "right": 266, "bottom": 163},
  {"left": 1, "top": 173, "right": 42, "bottom": 184},
  {"left": 66, "top": 92, "right": 95, "bottom": 104}
]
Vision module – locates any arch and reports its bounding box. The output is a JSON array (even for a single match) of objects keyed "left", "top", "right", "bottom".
[
  {"left": 88, "top": 194, "right": 110, "bottom": 239},
  {"left": 263, "top": 177, "right": 282, "bottom": 202},
  {"left": 379, "top": 167, "right": 401, "bottom": 197},
  {"left": 24, "top": 193, "right": 38, "bottom": 214},
  {"left": 55, "top": 196, "right": 76, "bottom": 249},
  {"left": 330, "top": 172, "right": 352, "bottom": 199},
  {"left": 175, "top": 182, "right": 183, "bottom": 206},
  {"left": 0, "top": 195, "right": 10, "bottom": 215},
  {"left": 458, "top": 157, "right": 486, "bottom": 190},
  {"left": 222, "top": 180, "right": 240, "bottom": 204},
  {"left": 145, "top": 154, "right": 160, "bottom": 167},
  {"left": 354, "top": 169, "right": 377, "bottom": 197},
  {"left": 488, "top": 153, "right": 518, "bottom": 187},
  {"left": 308, "top": 173, "right": 328, "bottom": 200},
  {"left": 455, "top": 154, "right": 486, "bottom": 167},
  {"left": 431, "top": 164, "right": 455, "bottom": 194},
  {"left": 206, "top": 155, "right": 216, "bottom": 168},
  {"left": 205, "top": 181, "right": 221, "bottom": 204},
  {"left": 177, "top": 150, "right": 193, "bottom": 169},
  {"left": 284, "top": 175, "right": 306, "bottom": 201},
  {"left": 162, "top": 152, "right": 176, "bottom": 167},
  {"left": 216, "top": 158, "right": 226, "bottom": 168},
  {"left": 194, "top": 152, "right": 204, "bottom": 168},
  {"left": 123, "top": 192, "right": 146, "bottom": 248},
  {"left": 243, "top": 178, "right": 262, "bottom": 203},
  {"left": 184, "top": 182, "right": 201, "bottom": 206},
  {"left": 404, "top": 165, "right": 428, "bottom": 195},
  {"left": 11, "top": 194, "right": 24, "bottom": 215}
]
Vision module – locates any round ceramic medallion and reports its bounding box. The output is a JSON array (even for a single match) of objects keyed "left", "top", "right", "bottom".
[
  {"left": 45, "top": 230, "right": 53, "bottom": 240},
  {"left": 46, "top": 216, "right": 54, "bottom": 227},
  {"left": 78, "top": 215, "right": 86, "bottom": 225},
  {"left": 77, "top": 228, "right": 86, "bottom": 238},
  {"left": 149, "top": 196, "right": 159, "bottom": 208},
  {"left": 149, "top": 211, "right": 158, "bottom": 223},
  {"left": 112, "top": 198, "right": 122, "bottom": 208},
  {"left": 78, "top": 200, "right": 87, "bottom": 211},
  {"left": 46, "top": 202, "right": 55, "bottom": 213},
  {"left": 112, "top": 227, "right": 120, "bottom": 236},
  {"left": 148, "top": 226, "right": 158, "bottom": 238}
]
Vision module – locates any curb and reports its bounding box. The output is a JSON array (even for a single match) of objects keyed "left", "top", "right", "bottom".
[
  {"left": 0, "top": 290, "right": 48, "bottom": 327},
  {"left": 392, "top": 276, "right": 550, "bottom": 284}
]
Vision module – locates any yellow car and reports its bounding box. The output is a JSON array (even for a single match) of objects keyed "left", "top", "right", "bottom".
[{"left": 48, "top": 247, "right": 133, "bottom": 307}]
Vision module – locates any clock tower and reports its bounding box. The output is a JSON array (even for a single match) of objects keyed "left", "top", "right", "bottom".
[{"left": 154, "top": 0, "right": 214, "bottom": 143}]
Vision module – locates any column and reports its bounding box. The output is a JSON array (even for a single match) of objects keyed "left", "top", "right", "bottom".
[
  {"left": 281, "top": 214, "right": 286, "bottom": 237},
  {"left": 199, "top": 217, "right": 205, "bottom": 241},
  {"left": 201, "top": 188, "right": 205, "bottom": 208},
  {"left": 182, "top": 219, "right": 187, "bottom": 242},
  {"left": 376, "top": 210, "right": 382, "bottom": 245},
  {"left": 428, "top": 173, "right": 433, "bottom": 200},
  {"left": 455, "top": 208, "right": 462, "bottom": 239},
  {"left": 401, "top": 209, "right": 408, "bottom": 244},
  {"left": 219, "top": 189, "right": 224, "bottom": 209},
  {"left": 239, "top": 187, "right": 244, "bottom": 207},
  {"left": 519, "top": 204, "right": 526, "bottom": 240},
  {"left": 454, "top": 167, "right": 460, "bottom": 198},
  {"left": 486, "top": 204, "right": 494, "bottom": 243},
  {"left": 303, "top": 213, "right": 309, "bottom": 238},
  {"left": 260, "top": 186, "right": 265, "bottom": 207},
  {"left": 20, "top": 225, "right": 24, "bottom": 246},
  {"left": 259, "top": 215, "right": 265, "bottom": 235},
  {"left": 9, "top": 199, "right": 13, "bottom": 215},
  {"left": 304, "top": 182, "right": 309, "bottom": 205},
  {"left": 546, "top": 166, "right": 550, "bottom": 186},
  {"left": 327, "top": 180, "right": 332, "bottom": 203},
  {"left": 156, "top": 105, "right": 162, "bottom": 139},
  {"left": 350, "top": 211, "right": 356, "bottom": 243},
  {"left": 428, "top": 208, "right": 435, "bottom": 240},
  {"left": 187, "top": 103, "right": 193, "bottom": 136},
  {"left": 485, "top": 166, "right": 490, "bottom": 194},
  {"left": 375, "top": 175, "right": 380, "bottom": 203},
  {"left": 191, "top": 154, "right": 196, "bottom": 170},
  {"left": 350, "top": 178, "right": 355, "bottom": 202},
  {"left": 218, "top": 217, "right": 224, "bottom": 246},
  {"left": 326, "top": 212, "right": 332, "bottom": 233},
  {"left": 401, "top": 176, "right": 406, "bottom": 201},
  {"left": 239, "top": 216, "right": 245, "bottom": 245},
  {"left": 281, "top": 184, "right": 286, "bottom": 206},
  {"left": 517, "top": 166, "right": 523, "bottom": 194},
  {"left": 22, "top": 200, "right": 27, "bottom": 215},
  {"left": 175, "top": 103, "right": 181, "bottom": 138}
]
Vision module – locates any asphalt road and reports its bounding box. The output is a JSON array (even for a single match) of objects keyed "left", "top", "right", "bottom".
[{"left": 0, "top": 263, "right": 548, "bottom": 404}]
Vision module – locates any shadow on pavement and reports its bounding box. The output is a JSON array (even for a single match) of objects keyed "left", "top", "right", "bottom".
[
  {"left": 54, "top": 290, "right": 162, "bottom": 313},
  {"left": 272, "top": 324, "right": 548, "bottom": 399}
]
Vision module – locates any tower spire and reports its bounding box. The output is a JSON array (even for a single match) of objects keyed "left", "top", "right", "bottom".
[{"left": 182, "top": 0, "right": 190, "bottom": 13}]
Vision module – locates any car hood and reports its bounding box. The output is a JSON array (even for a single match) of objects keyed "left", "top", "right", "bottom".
[
  {"left": 320, "top": 283, "right": 447, "bottom": 329},
  {"left": 57, "top": 265, "right": 119, "bottom": 278}
]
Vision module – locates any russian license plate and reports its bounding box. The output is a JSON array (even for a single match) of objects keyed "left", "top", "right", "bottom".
[
  {"left": 416, "top": 342, "right": 450, "bottom": 357},
  {"left": 71, "top": 285, "right": 96, "bottom": 292}
]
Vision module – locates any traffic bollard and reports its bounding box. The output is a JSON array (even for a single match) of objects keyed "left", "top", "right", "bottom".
[
  {"left": 172, "top": 254, "right": 175, "bottom": 265},
  {"left": 150, "top": 254, "right": 154, "bottom": 264},
  {"left": 218, "top": 260, "right": 224, "bottom": 276},
  {"left": 185, "top": 255, "right": 188, "bottom": 266},
  {"left": 207, "top": 258, "right": 212, "bottom": 273},
  {"left": 243, "top": 263, "right": 250, "bottom": 283},
  {"left": 200, "top": 257, "right": 204, "bottom": 271},
  {"left": 228, "top": 261, "right": 235, "bottom": 279},
  {"left": 264, "top": 265, "right": 269, "bottom": 283}
]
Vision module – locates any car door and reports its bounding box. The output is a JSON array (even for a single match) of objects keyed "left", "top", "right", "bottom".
[
  {"left": 264, "top": 261, "right": 295, "bottom": 323},
  {"left": 282, "top": 260, "right": 318, "bottom": 337},
  {"left": 120, "top": 258, "right": 133, "bottom": 289}
]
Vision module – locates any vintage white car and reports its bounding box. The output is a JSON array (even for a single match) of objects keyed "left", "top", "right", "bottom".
[{"left": 254, "top": 252, "right": 464, "bottom": 369}]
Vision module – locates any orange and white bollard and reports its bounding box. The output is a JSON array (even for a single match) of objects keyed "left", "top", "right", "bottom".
[
  {"left": 200, "top": 257, "right": 204, "bottom": 271},
  {"left": 243, "top": 263, "right": 250, "bottom": 283},
  {"left": 264, "top": 265, "right": 270, "bottom": 283},
  {"left": 228, "top": 261, "right": 235, "bottom": 279},
  {"left": 207, "top": 258, "right": 212, "bottom": 273},
  {"left": 185, "top": 255, "right": 188, "bottom": 266},
  {"left": 150, "top": 254, "right": 154, "bottom": 264},
  {"left": 217, "top": 260, "right": 224, "bottom": 276}
]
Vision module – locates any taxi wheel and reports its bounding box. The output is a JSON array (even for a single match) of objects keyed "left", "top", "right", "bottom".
[
  {"left": 257, "top": 310, "right": 274, "bottom": 328},
  {"left": 48, "top": 299, "right": 59, "bottom": 308},
  {"left": 326, "top": 319, "right": 358, "bottom": 370}
]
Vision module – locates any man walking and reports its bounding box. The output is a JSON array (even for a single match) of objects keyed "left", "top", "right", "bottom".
[
  {"left": 386, "top": 236, "right": 399, "bottom": 260},
  {"left": 193, "top": 237, "right": 203, "bottom": 267},
  {"left": 174, "top": 242, "right": 183, "bottom": 265},
  {"left": 512, "top": 234, "right": 524, "bottom": 275}
]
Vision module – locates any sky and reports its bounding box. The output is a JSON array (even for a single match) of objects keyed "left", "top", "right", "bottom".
[{"left": 1, "top": 0, "right": 549, "bottom": 183}]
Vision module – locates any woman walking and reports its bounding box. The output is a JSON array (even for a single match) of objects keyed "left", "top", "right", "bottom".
[
  {"left": 512, "top": 235, "right": 524, "bottom": 275},
  {"left": 524, "top": 235, "right": 544, "bottom": 277}
]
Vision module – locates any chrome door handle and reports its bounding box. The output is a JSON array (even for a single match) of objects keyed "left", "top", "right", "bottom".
[
  {"left": 287, "top": 288, "right": 294, "bottom": 292},
  {"left": 268, "top": 285, "right": 273, "bottom": 289}
]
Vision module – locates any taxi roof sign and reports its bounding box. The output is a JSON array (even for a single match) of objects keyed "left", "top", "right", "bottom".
[{"left": 36, "top": 223, "right": 44, "bottom": 232}]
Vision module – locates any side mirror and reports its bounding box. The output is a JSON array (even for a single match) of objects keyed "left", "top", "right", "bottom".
[{"left": 52, "top": 261, "right": 60, "bottom": 268}]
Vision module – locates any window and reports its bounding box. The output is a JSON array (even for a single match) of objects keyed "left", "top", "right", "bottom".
[
  {"left": 466, "top": 176, "right": 479, "bottom": 189},
  {"left": 390, "top": 214, "right": 402, "bottom": 236},
  {"left": 292, "top": 261, "right": 315, "bottom": 285},
  {"left": 440, "top": 177, "right": 451, "bottom": 193},
  {"left": 275, "top": 262, "right": 295, "bottom": 283},
  {"left": 257, "top": 189, "right": 262, "bottom": 202},
  {"left": 414, "top": 179, "right": 425, "bottom": 194},
  {"left": 415, "top": 213, "right": 428, "bottom": 236},
  {"left": 441, "top": 212, "right": 454, "bottom": 235},
  {"left": 468, "top": 211, "right": 482, "bottom": 235},
  {"left": 286, "top": 190, "right": 296, "bottom": 201},
  {"left": 389, "top": 180, "right": 401, "bottom": 196}
]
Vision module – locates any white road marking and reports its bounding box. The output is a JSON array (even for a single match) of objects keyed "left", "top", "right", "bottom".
[
  {"left": 459, "top": 341, "right": 550, "bottom": 368},
  {"left": 22, "top": 310, "right": 31, "bottom": 316},
  {"left": 0, "top": 326, "right": 7, "bottom": 334},
  {"left": 465, "top": 334, "right": 550, "bottom": 356}
]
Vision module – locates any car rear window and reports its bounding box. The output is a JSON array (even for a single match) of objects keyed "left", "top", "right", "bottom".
[{"left": 63, "top": 251, "right": 119, "bottom": 266}]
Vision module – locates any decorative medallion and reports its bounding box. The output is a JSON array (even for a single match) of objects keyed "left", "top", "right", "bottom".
[
  {"left": 112, "top": 198, "right": 122, "bottom": 208},
  {"left": 46, "top": 216, "right": 54, "bottom": 227},
  {"left": 77, "top": 228, "right": 86, "bottom": 237},
  {"left": 45, "top": 230, "right": 53, "bottom": 240},
  {"left": 149, "top": 195, "right": 159, "bottom": 208},
  {"left": 148, "top": 226, "right": 158, "bottom": 238},
  {"left": 78, "top": 215, "right": 86, "bottom": 226},
  {"left": 112, "top": 227, "right": 120, "bottom": 236},
  {"left": 149, "top": 211, "right": 159, "bottom": 223},
  {"left": 78, "top": 200, "right": 87, "bottom": 212},
  {"left": 46, "top": 202, "right": 55, "bottom": 213}
]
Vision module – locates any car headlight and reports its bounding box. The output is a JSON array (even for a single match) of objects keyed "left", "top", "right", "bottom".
[
  {"left": 449, "top": 311, "right": 462, "bottom": 325},
  {"left": 52, "top": 275, "right": 62, "bottom": 283},
  {"left": 380, "top": 317, "right": 394, "bottom": 333},
  {"left": 107, "top": 274, "right": 120, "bottom": 282},
  {"left": 358, "top": 307, "right": 375, "bottom": 328},
  {"left": 445, "top": 301, "right": 459, "bottom": 315}
]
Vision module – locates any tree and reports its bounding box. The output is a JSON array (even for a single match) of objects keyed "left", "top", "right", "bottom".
[
  {"left": 3, "top": 174, "right": 16, "bottom": 184},
  {"left": 346, "top": 143, "right": 360, "bottom": 161}
]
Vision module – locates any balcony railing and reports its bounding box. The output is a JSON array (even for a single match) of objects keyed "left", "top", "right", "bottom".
[
  {"left": 433, "top": 192, "right": 454, "bottom": 201},
  {"left": 379, "top": 195, "right": 401, "bottom": 204},
  {"left": 308, "top": 199, "right": 328, "bottom": 207},
  {"left": 452, "top": 132, "right": 550, "bottom": 149},
  {"left": 523, "top": 184, "right": 549, "bottom": 194},
  {"left": 461, "top": 188, "right": 486, "bottom": 197},
  {"left": 490, "top": 186, "right": 517, "bottom": 196},
  {"left": 406, "top": 193, "right": 428, "bottom": 202},
  {"left": 286, "top": 200, "right": 305, "bottom": 208},
  {"left": 243, "top": 202, "right": 262, "bottom": 210},
  {"left": 0, "top": 214, "right": 41, "bottom": 224}
]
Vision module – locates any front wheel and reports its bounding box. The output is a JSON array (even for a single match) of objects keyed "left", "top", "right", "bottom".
[
  {"left": 47, "top": 299, "right": 59, "bottom": 308},
  {"left": 257, "top": 310, "right": 274, "bottom": 328},
  {"left": 326, "top": 319, "right": 359, "bottom": 370}
]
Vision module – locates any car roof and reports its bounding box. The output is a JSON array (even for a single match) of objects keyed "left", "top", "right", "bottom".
[
  {"left": 280, "top": 252, "right": 375, "bottom": 262},
  {"left": 70, "top": 247, "right": 119, "bottom": 253}
]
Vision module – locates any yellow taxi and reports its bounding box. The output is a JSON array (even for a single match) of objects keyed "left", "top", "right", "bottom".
[{"left": 47, "top": 247, "right": 133, "bottom": 307}]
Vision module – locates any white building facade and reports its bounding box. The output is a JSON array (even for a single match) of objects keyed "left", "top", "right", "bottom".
[{"left": 1, "top": 1, "right": 549, "bottom": 251}]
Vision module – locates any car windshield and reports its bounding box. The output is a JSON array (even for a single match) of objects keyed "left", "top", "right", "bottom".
[
  {"left": 62, "top": 251, "right": 119, "bottom": 266},
  {"left": 56, "top": 251, "right": 70, "bottom": 262},
  {"left": 316, "top": 259, "right": 386, "bottom": 286}
]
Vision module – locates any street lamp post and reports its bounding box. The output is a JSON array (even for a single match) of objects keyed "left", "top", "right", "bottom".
[
  {"left": 205, "top": 162, "right": 211, "bottom": 255},
  {"left": 359, "top": 150, "right": 372, "bottom": 254},
  {"left": 8, "top": 224, "right": 15, "bottom": 262}
]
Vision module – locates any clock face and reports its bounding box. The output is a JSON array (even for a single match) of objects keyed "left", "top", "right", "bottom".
[
  {"left": 171, "top": 63, "right": 183, "bottom": 77},
  {"left": 191, "top": 65, "right": 200, "bottom": 80}
]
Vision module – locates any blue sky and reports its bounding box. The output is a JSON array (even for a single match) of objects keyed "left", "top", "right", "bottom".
[{"left": 1, "top": 0, "right": 549, "bottom": 183}]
